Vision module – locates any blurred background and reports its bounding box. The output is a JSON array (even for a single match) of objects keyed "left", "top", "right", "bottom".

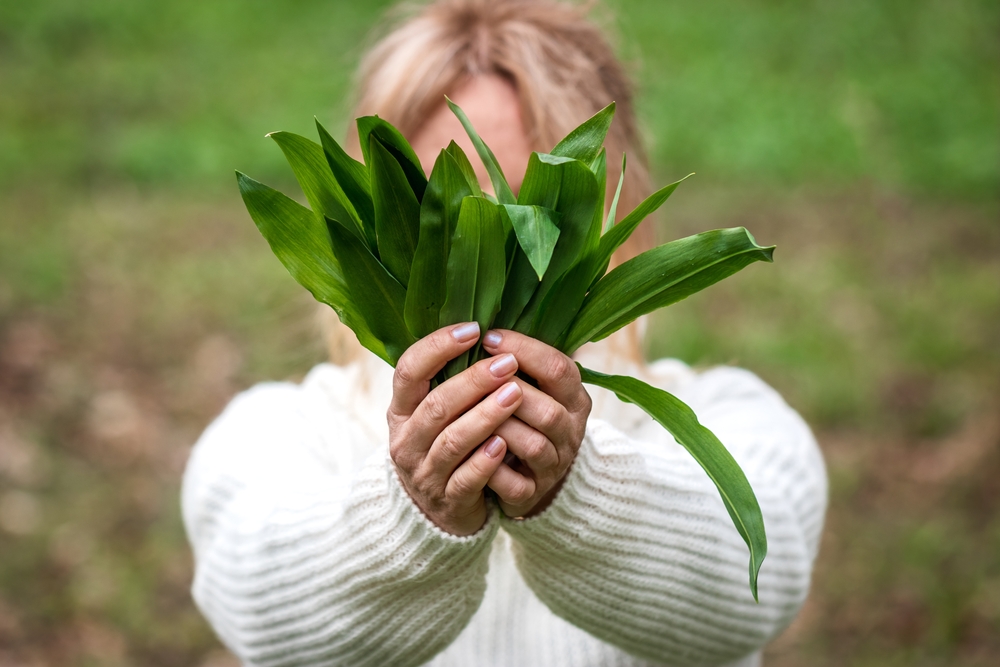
[{"left": 0, "top": 0, "right": 997, "bottom": 665}]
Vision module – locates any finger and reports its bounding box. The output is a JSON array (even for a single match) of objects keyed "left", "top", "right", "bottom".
[
  {"left": 423, "top": 381, "right": 523, "bottom": 477},
  {"left": 511, "top": 380, "right": 571, "bottom": 445},
  {"left": 388, "top": 322, "right": 481, "bottom": 422},
  {"left": 445, "top": 435, "right": 507, "bottom": 500},
  {"left": 487, "top": 462, "right": 536, "bottom": 512},
  {"left": 408, "top": 352, "right": 519, "bottom": 443},
  {"left": 494, "top": 416, "right": 558, "bottom": 473},
  {"left": 480, "top": 329, "right": 589, "bottom": 412}
]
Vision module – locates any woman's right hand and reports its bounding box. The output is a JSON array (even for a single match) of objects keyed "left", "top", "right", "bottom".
[{"left": 386, "top": 322, "right": 523, "bottom": 536}]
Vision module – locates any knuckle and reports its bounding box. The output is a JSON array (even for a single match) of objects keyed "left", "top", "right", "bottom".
[
  {"left": 422, "top": 391, "right": 449, "bottom": 424},
  {"left": 449, "top": 473, "right": 475, "bottom": 499},
  {"left": 537, "top": 402, "right": 563, "bottom": 432},
  {"left": 393, "top": 361, "right": 416, "bottom": 391},
  {"left": 524, "top": 432, "right": 551, "bottom": 462},
  {"left": 436, "top": 430, "right": 465, "bottom": 462},
  {"left": 544, "top": 353, "right": 571, "bottom": 381},
  {"left": 506, "top": 477, "right": 534, "bottom": 505}
]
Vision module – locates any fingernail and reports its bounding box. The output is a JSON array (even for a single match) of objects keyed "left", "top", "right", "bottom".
[
  {"left": 483, "top": 330, "right": 503, "bottom": 348},
  {"left": 451, "top": 322, "right": 480, "bottom": 343},
  {"left": 496, "top": 382, "right": 522, "bottom": 408},
  {"left": 484, "top": 435, "right": 505, "bottom": 458},
  {"left": 489, "top": 353, "right": 517, "bottom": 377}
]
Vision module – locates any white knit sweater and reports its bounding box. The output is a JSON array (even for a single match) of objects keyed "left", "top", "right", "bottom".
[{"left": 181, "top": 339, "right": 827, "bottom": 667}]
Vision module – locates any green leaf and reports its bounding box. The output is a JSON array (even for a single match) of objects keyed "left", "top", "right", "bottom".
[
  {"left": 439, "top": 197, "right": 504, "bottom": 377},
  {"left": 357, "top": 115, "right": 427, "bottom": 200},
  {"left": 605, "top": 153, "right": 626, "bottom": 233},
  {"left": 533, "top": 166, "right": 682, "bottom": 342},
  {"left": 563, "top": 228, "right": 775, "bottom": 353},
  {"left": 446, "top": 98, "right": 516, "bottom": 205},
  {"left": 550, "top": 102, "right": 616, "bottom": 165},
  {"left": 501, "top": 204, "right": 561, "bottom": 279},
  {"left": 578, "top": 365, "right": 767, "bottom": 601},
  {"left": 236, "top": 171, "right": 387, "bottom": 363},
  {"left": 473, "top": 201, "right": 507, "bottom": 331},
  {"left": 493, "top": 244, "right": 539, "bottom": 330},
  {"left": 589, "top": 147, "right": 608, "bottom": 247},
  {"left": 591, "top": 174, "right": 693, "bottom": 285},
  {"left": 370, "top": 136, "right": 421, "bottom": 287},
  {"left": 445, "top": 140, "right": 483, "bottom": 196},
  {"left": 268, "top": 131, "right": 368, "bottom": 246},
  {"left": 315, "top": 118, "right": 377, "bottom": 250},
  {"left": 325, "top": 216, "right": 414, "bottom": 365},
  {"left": 405, "top": 149, "right": 474, "bottom": 339},
  {"left": 514, "top": 153, "right": 601, "bottom": 332}
]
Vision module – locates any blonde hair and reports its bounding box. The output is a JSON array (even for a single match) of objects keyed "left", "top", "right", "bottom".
[{"left": 325, "top": 0, "right": 652, "bottom": 364}]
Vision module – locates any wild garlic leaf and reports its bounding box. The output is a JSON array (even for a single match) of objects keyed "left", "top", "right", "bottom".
[
  {"left": 563, "top": 228, "right": 775, "bottom": 353},
  {"left": 446, "top": 98, "right": 516, "bottom": 206},
  {"left": 439, "top": 197, "right": 503, "bottom": 377},
  {"left": 550, "top": 102, "right": 616, "bottom": 165},
  {"left": 590, "top": 173, "right": 693, "bottom": 287},
  {"left": 268, "top": 131, "right": 368, "bottom": 247},
  {"left": 578, "top": 365, "right": 767, "bottom": 602},
  {"left": 501, "top": 204, "right": 561, "bottom": 280},
  {"left": 445, "top": 140, "right": 483, "bottom": 197},
  {"left": 405, "top": 149, "right": 474, "bottom": 339},
  {"left": 325, "top": 215, "right": 413, "bottom": 365},
  {"left": 514, "top": 154, "right": 600, "bottom": 332},
  {"left": 370, "top": 136, "right": 420, "bottom": 287},
  {"left": 236, "top": 171, "right": 387, "bottom": 362},
  {"left": 315, "top": 118, "right": 377, "bottom": 250},
  {"left": 357, "top": 115, "right": 427, "bottom": 201},
  {"left": 605, "top": 153, "right": 626, "bottom": 233}
]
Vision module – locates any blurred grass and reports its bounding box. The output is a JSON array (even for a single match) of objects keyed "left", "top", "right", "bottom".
[{"left": 0, "top": 0, "right": 998, "bottom": 665}]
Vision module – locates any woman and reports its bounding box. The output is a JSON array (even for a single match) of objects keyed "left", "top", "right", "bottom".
[{"left": 182, "top": 1, "right": 828, "bottom": 666}]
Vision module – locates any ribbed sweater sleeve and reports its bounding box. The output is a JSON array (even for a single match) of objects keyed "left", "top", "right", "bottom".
[
  {"left": 501, "top": 363, "right": 828, "bottom": 665},
  {"left": 181, "top": 376, "right": 498, "bottom": 667}
]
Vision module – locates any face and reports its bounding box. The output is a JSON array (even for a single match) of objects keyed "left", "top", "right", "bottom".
[{"left": 409, "top": 74, "right": 534, "bottom": 195}]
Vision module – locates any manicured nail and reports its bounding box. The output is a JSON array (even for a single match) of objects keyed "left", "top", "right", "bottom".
[
  {"left": 484, "top": 435, "right": 505, "bottom": 458},
  {"left": 489, "top": 353, "right": 517, "bottom": 377},
  {"left": 451, "top": 322, "right": 480, "bottom": 343},
  {"left": 483, "top": 330, "right": 503, "bottom": 348},
  {"left": 496, "top": 382, "right": 522, "bottom": 408}
]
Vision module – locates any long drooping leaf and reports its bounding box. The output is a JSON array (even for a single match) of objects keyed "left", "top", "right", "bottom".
[
  {"left": 405, "top": 149, "right": 474, "bottom": 339},
  {"left": 550, "top": 102, "right": 616, "bottom": 165},
  {"left": 236, "top": 171, "right": 387, "bottom": 363},
  {"left": 502, "top": 204, "right": 561, "bottom": 279},
  {"left": 325, "top": 216, "right": 413, "bottom": 364},
  {"left": 446, "top": 98, "right": 516, "bottom": 205},
  {"left": 315, "top": 118, "right": 377, "bottom": 250},
  {"left": 268, "top": 131, "right": 368, "bottom": 245},
  {"left": 563, "top": 228, "right": 775, "bottom": 353},
  {"left": 357, "top": 115, "right": 427, "bottom": 200},
  {"left": 438, "top": 197, "right": 503, "bottom": 377},
  {"left": 578, "top": 365, "right": 767, "bottom": 600},
  {"left": 370, "top": 136, "right": 420, "bottom": 287}
]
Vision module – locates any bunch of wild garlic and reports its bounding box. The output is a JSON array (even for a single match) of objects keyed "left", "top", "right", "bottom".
[{"left": 238, "top": 101, "right": 772, "bottom": 599}]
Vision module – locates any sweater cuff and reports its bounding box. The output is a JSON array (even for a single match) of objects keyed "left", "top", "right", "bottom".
[{"left": 383, "top": 453, "right": 501, "bottom": 552}]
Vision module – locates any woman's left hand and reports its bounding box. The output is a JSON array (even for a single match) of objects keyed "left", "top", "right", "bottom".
[{"left": 481, "top": 329, "right": 592, "bottom": 518}]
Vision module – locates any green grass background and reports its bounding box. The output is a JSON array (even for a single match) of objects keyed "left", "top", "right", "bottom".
[{"left": 0, "top": 0, "right": 997, "bottom": 665}]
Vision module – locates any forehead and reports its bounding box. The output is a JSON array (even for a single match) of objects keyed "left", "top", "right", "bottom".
[{"left": 408, "top": 74, "right": 534, "bottom": 194}]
